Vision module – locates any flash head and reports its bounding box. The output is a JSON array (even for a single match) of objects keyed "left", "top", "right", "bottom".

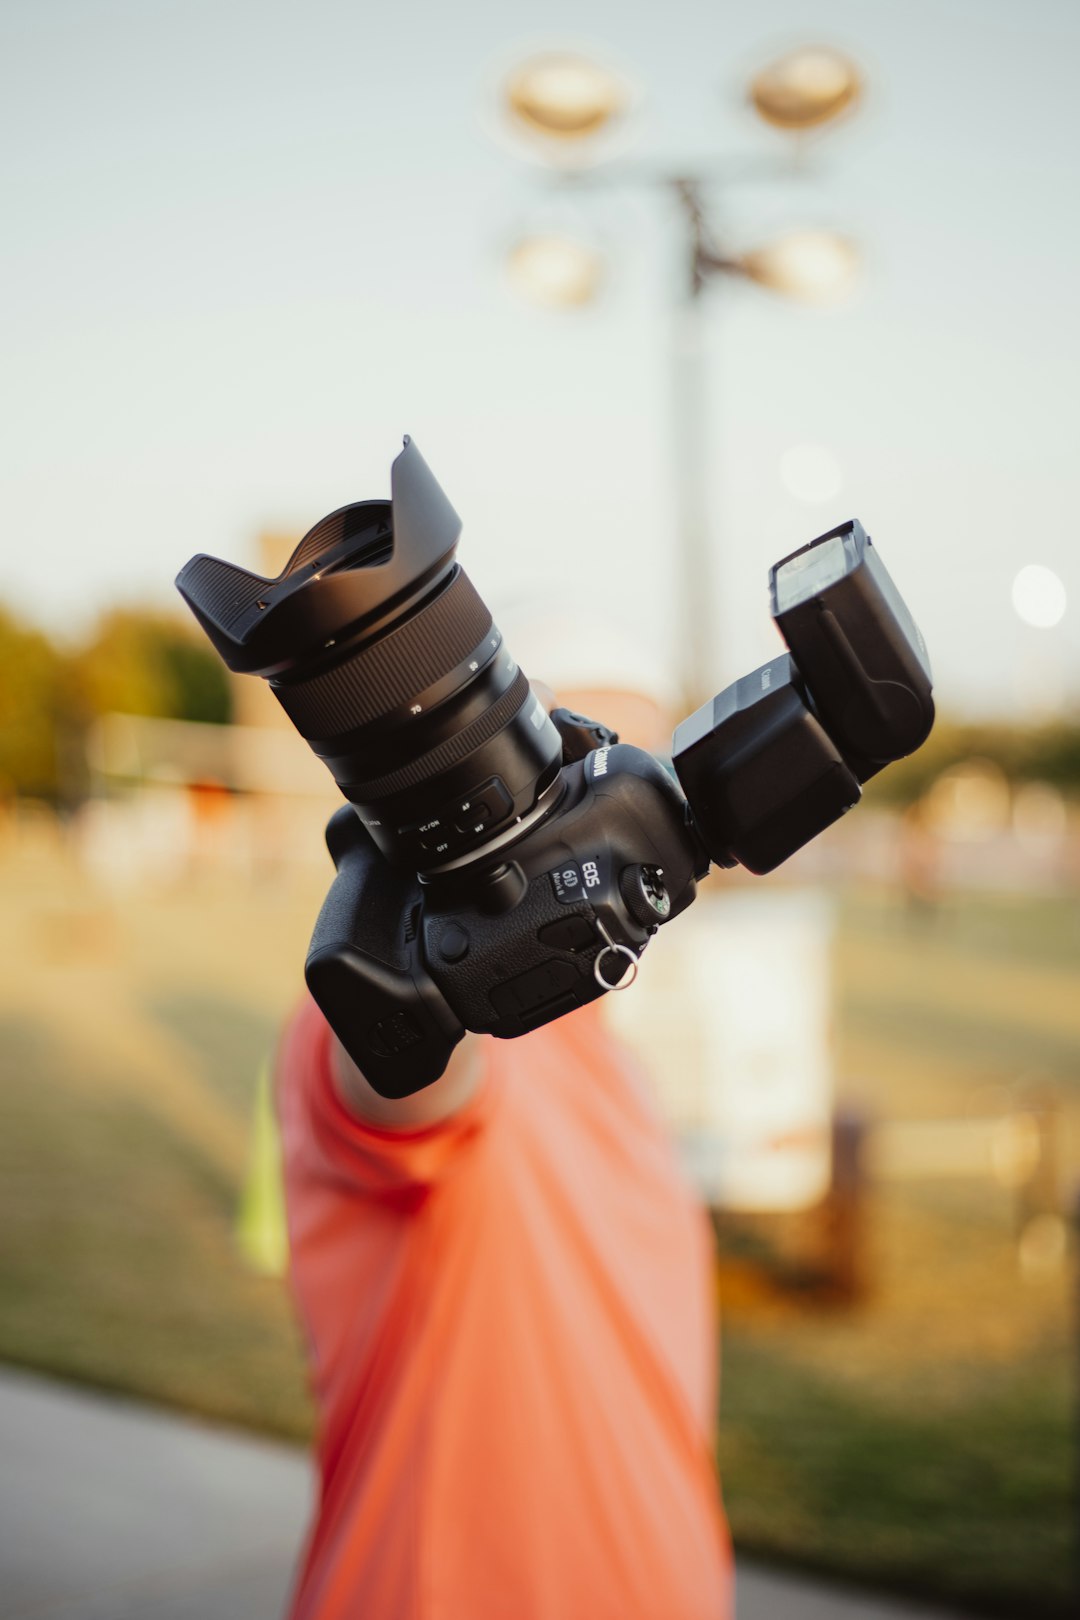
[
  {"left": 770, "top": 518, "right": 934, "bottom": 776},
  {"left": 673, "top": 518, "right": 934, "bottom": 874}
]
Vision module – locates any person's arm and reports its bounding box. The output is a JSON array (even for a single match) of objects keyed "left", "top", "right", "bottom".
[
  {"left": 330, "top": 1030, "right": 484, "bottom": 1130},
  {"left": 328, "top": 682, "right": 557, "bottom": 1131}
]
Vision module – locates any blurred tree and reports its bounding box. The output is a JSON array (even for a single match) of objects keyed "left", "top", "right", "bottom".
[
  {"left": 0, "top": 602, "right": 231, "bottom": 804},
  {"left": 866, "top": 716, "right": 1080, "bottom": 805},
  {"left": 1017, "top": 723, "right": 1080, "bottom": 790},
  {"left": 70, "top": 609, "right": 231, "bottom": 727},
  {"left": 0, "top": 605, "right": 67, "bottom": 799}
]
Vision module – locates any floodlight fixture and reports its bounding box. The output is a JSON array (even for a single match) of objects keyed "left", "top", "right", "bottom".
[
  {"left": 504, "top": 52, "right": 628, "bottom": 153},
  {"left": 739, "top": 229, "right": 859, "bottom": 303},
  {"left": 507, "top": 233, "right": 605, "bottom": 307},
  {"left": 750, "top": 46, "right": 862, "bottom": 132}
]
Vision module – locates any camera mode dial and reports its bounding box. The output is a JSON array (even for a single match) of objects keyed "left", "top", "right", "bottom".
[{"left": 619, "top": 864, "right": 671, "bottom": 929}]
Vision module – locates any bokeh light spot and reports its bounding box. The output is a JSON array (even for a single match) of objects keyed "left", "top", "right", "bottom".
[{"left": 1011, "top": 564, "right": 1066, "bottom": 629}]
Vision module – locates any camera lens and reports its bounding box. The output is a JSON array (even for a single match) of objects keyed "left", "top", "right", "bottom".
[
  {"left": 274, "top": 560, "right": 560, "bottom": 868},
  {"left": 176, "top": 439, "right": 563, "bottom": 871}
]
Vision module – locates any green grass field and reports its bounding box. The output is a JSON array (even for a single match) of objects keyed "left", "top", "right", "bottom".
[{"left": 1, "top": 829, "right": 1077, "bottom": 1615}]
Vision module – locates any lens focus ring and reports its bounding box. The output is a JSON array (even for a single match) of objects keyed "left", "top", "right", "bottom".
[
  {"left": 271, "top": 567, "right": 492, "bottom": 742},
  {"left": 342, "top": 667, "right": 533, "bottom": 801}
]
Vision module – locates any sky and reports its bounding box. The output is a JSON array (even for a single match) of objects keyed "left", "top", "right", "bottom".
[{"left": 2, "top": 0, "right": 1078, "bottom": 719}]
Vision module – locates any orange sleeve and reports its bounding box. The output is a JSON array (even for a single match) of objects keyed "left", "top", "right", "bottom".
[{"left": 276, "top": 994, "right": 497, "bottom": 1207}]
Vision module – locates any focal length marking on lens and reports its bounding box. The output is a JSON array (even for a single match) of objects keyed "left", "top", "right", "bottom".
[{"left": 396, "top": 641, "right": 511, "bottom": 727}]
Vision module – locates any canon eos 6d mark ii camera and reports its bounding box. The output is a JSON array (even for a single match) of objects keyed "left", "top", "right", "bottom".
[{"left": 177, "top": 438, "right": 934, "bottom": 1097}]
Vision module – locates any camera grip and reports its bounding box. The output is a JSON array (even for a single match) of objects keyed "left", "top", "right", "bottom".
[{"left": 305, "top": 807, "right": 465, "bottom": 1098}]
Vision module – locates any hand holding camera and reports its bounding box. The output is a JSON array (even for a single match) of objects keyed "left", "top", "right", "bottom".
[{"left": 177, "top": 439, "right": 933, "bottom": 1097}]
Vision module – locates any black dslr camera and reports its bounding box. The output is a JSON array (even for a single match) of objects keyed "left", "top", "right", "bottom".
[{"left": 177, "top": 439, "right": 933, "bottom": 1096}]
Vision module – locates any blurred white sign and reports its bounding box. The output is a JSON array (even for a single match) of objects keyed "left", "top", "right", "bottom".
[{"left": 606, "top": 887, "right": 835, "bottom": 1211}]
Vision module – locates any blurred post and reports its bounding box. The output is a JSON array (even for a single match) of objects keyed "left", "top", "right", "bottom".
[
  {"left": 497, "top": 47, "right": 864, "bottom": 717},
  {"left": 1016, "top": 1088, "right": 1061, "bottom": 1228},
  {"left": 1014, "top": 1088, "right": 1067, "bottom": 1279},
  {"left": 822, "top": 1107, "right": 868, "bottom": 1301},
  {"left": 670, "top": 183, "right": 715, "bottom": 714}
]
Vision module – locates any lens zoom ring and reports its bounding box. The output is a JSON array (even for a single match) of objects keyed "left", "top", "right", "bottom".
[
  {"left": 271, "top": 569, "right": 492, "bottom": 740},
  {"left": 346, "top": 668, "right": 532, "bottom": 800}
]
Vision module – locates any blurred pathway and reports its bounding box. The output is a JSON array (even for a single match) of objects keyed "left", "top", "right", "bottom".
[{"left": 0, "top": 1368, "right": 974, "bottom": 1619}]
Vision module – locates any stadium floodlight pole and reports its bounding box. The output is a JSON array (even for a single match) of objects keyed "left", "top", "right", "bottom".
[{"left": 496, "top": 45, "right": 863, "bottom": 711}]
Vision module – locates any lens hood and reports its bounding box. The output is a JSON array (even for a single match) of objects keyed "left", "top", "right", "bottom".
[{"left": 175, "top": 438, "right": 462, "bottom": 676}]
